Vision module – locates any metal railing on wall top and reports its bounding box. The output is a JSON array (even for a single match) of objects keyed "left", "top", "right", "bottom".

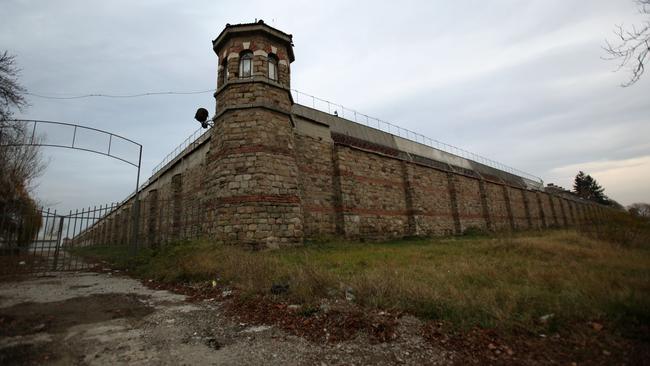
[
  {"left": 151, "top": 126, "right": 210, "bottom": 176},
  {"left": 145, "top": 84, "right": 543, "bottom": 196},
  {"left": 290, "top": 89, "right": 543, "bottom": 184}
]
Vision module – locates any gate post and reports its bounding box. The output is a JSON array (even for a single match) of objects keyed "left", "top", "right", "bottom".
[
  {"left": 130, "top": 199, "right": 140, "bottom": 255},
  {"left": 130, "top": 146, "right": 142, "bottom": 255},
  {"left": 51, "top": 215, "right": 65, "bottom": 271}
]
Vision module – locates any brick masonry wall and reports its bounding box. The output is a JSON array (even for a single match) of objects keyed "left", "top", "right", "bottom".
[
  {"left": 74, "top": 120, "right": 611, "bottom": 247},
  {"left": 294, "top": 134, "right": 337, "bottom": 238},
  {"left": 561, "top": 199, "right": 574, "bottom": 226},
  {"left": 485, "top": 181, "right": 512, "bottom": 231},
  {"left": 77, "top": 24, "right": 615, "bottom": 248},
  {"left": 551, "top": 195, "right": 567, "bottom": 226},
  {"left": 182, "top": 163, "right": 206, "bottom": 240},
  {"left": 453, "top": 174, "right": 487, "bottom": 233},
  {"left": 74, "top": 102, "right": 613, "bottom": 247},
  {"left": 335, "top": 145, "right": 410, "bottom": 240},
  {"left": 508, "top": 187, "right": 529, "bottom": 230},
  {"left": 525, "top": 190, "right": 543, "bottom": 229},
  {"left": 289, "top": 134, "right": 607, "bottom": 241},
  {"left": 406, "top": 163, "right": 455, "bottom": 236},
  {"left": 538, "top": 192, "right": 557, "bottom": 227}
]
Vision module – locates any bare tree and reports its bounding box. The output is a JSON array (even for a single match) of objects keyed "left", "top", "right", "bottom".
[
  {"left": 0, "top": 124, "right": 46, "bottom": 194},
  {"left": 604, "top": 0, "right": 650, "bottom": 86},
  {"left": 0, "top": 51, "right": 45, "bottom": 247},
  {"left": 0, "top": 51, "right": 27, "bottom": 122},
  {"left": 0, "top": 50, "right": 44, "bottom": 196}
]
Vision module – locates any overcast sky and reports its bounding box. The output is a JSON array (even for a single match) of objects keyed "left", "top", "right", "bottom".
[{"left": 2, "top": 0, "right": 648, "bottom": 211}]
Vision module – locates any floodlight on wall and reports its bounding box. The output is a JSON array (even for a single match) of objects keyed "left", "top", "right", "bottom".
[{"left": 194, "top": 107, "right": 213, "bottom": 129}]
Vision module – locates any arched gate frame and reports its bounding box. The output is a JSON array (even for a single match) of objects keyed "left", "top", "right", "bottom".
[{"left": 0, "top": 119, "right": 143, "bottom": 252}]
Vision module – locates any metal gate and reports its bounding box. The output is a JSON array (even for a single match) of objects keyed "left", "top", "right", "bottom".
[
  {"left": 1, "top": 119, "right": 144, "bottom": 259},
  {"left": 0, "top": 203, "right": 125, "bottom": 275}
]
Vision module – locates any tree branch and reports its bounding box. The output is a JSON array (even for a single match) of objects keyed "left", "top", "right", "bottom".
[{"left": 604, "top": 1, "right": 650, "bottom": 86}]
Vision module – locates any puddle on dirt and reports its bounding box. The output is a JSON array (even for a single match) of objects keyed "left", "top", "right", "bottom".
[
  {"left": 0, "top": 343, "right": 60, "bottom": 366},
  {"left": 0, "top": 293, "right": 154, "bottom": 337}
]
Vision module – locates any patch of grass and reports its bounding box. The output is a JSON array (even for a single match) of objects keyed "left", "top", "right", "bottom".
[
  {"left": 68, "top": 245, "right": 152, "bottom": 270},
  {"left": 73, "top": 230, "right": 650, "bottom": 334}
]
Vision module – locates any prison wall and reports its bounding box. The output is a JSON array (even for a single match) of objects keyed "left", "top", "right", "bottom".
[
  {"left": 72, "top": 21, "right": 614, "bottom": 249},
  {"left": 74, "top": 103, "right": 610, "bottom": 248},
  {"left": 73, "top": 131, "right": 211, "bottom": 247},
  {"left": 289, "top": 104, "right": 608, "bottom": 241}
]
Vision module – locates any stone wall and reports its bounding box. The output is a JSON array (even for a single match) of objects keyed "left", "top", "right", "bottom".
[
  {"left": 406, "top": 163, "right": 455, "bottom": 236},
  {"left": 74, "top": 100, "right": 610, "bottom": 248},
  {"left": 74, "top": 22, "right": 611, "bottom": 248},
  {"left": 294, "top": 133, "right": 337, "bottom": 238}
]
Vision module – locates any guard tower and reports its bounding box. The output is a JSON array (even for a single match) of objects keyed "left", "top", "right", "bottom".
[{"left": 208, "top": 21, "right": 303, "bottom": 248}]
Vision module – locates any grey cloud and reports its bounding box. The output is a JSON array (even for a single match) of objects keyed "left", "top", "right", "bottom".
[{"left": 2, "top": 0, "right": 648, "bottom": 209}]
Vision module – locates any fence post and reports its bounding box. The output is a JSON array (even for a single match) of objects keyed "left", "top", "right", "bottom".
[
  {"left": 130, "top": 146, "right": 142, "bottom": 255},
  {"left": 131, "top": 199, "right": 140, "bottom": 255},
  {"left": 51, "top": 214, "right": 65, "bottom": 271}
]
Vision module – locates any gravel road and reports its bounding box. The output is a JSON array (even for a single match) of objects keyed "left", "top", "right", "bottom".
[{"left": 0, "top": 272, "right": 451, "bottom": 365}]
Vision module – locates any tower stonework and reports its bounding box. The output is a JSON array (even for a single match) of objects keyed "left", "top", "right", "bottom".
[{"left": 207, "top": 21, "right": 304, "bottom": 248}]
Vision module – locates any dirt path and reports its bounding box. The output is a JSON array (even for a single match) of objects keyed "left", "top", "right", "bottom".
[{"left": 0, "top": 272, "right": 451, "bottom": 365}]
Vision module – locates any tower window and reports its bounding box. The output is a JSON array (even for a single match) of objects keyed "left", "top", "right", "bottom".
[
  {"left": 268, "top": 54, "right": 278, "bottom": 81},
  {"left": 239, "top": 51, "right": 252, "bottom": 78},
  {"left": 221, "top": 58, "right": 229, "bottom": 84}
]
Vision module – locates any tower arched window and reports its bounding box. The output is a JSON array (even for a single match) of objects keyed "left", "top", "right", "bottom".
[
  {"left": 221, "top": 58, "right": 229, "bottom": 85},
  {"left": 268, "top": 54, "right": 278, "bottom": 81},
  {"left": 239, "top": 51, "right": 253, "bottom": 78}
]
